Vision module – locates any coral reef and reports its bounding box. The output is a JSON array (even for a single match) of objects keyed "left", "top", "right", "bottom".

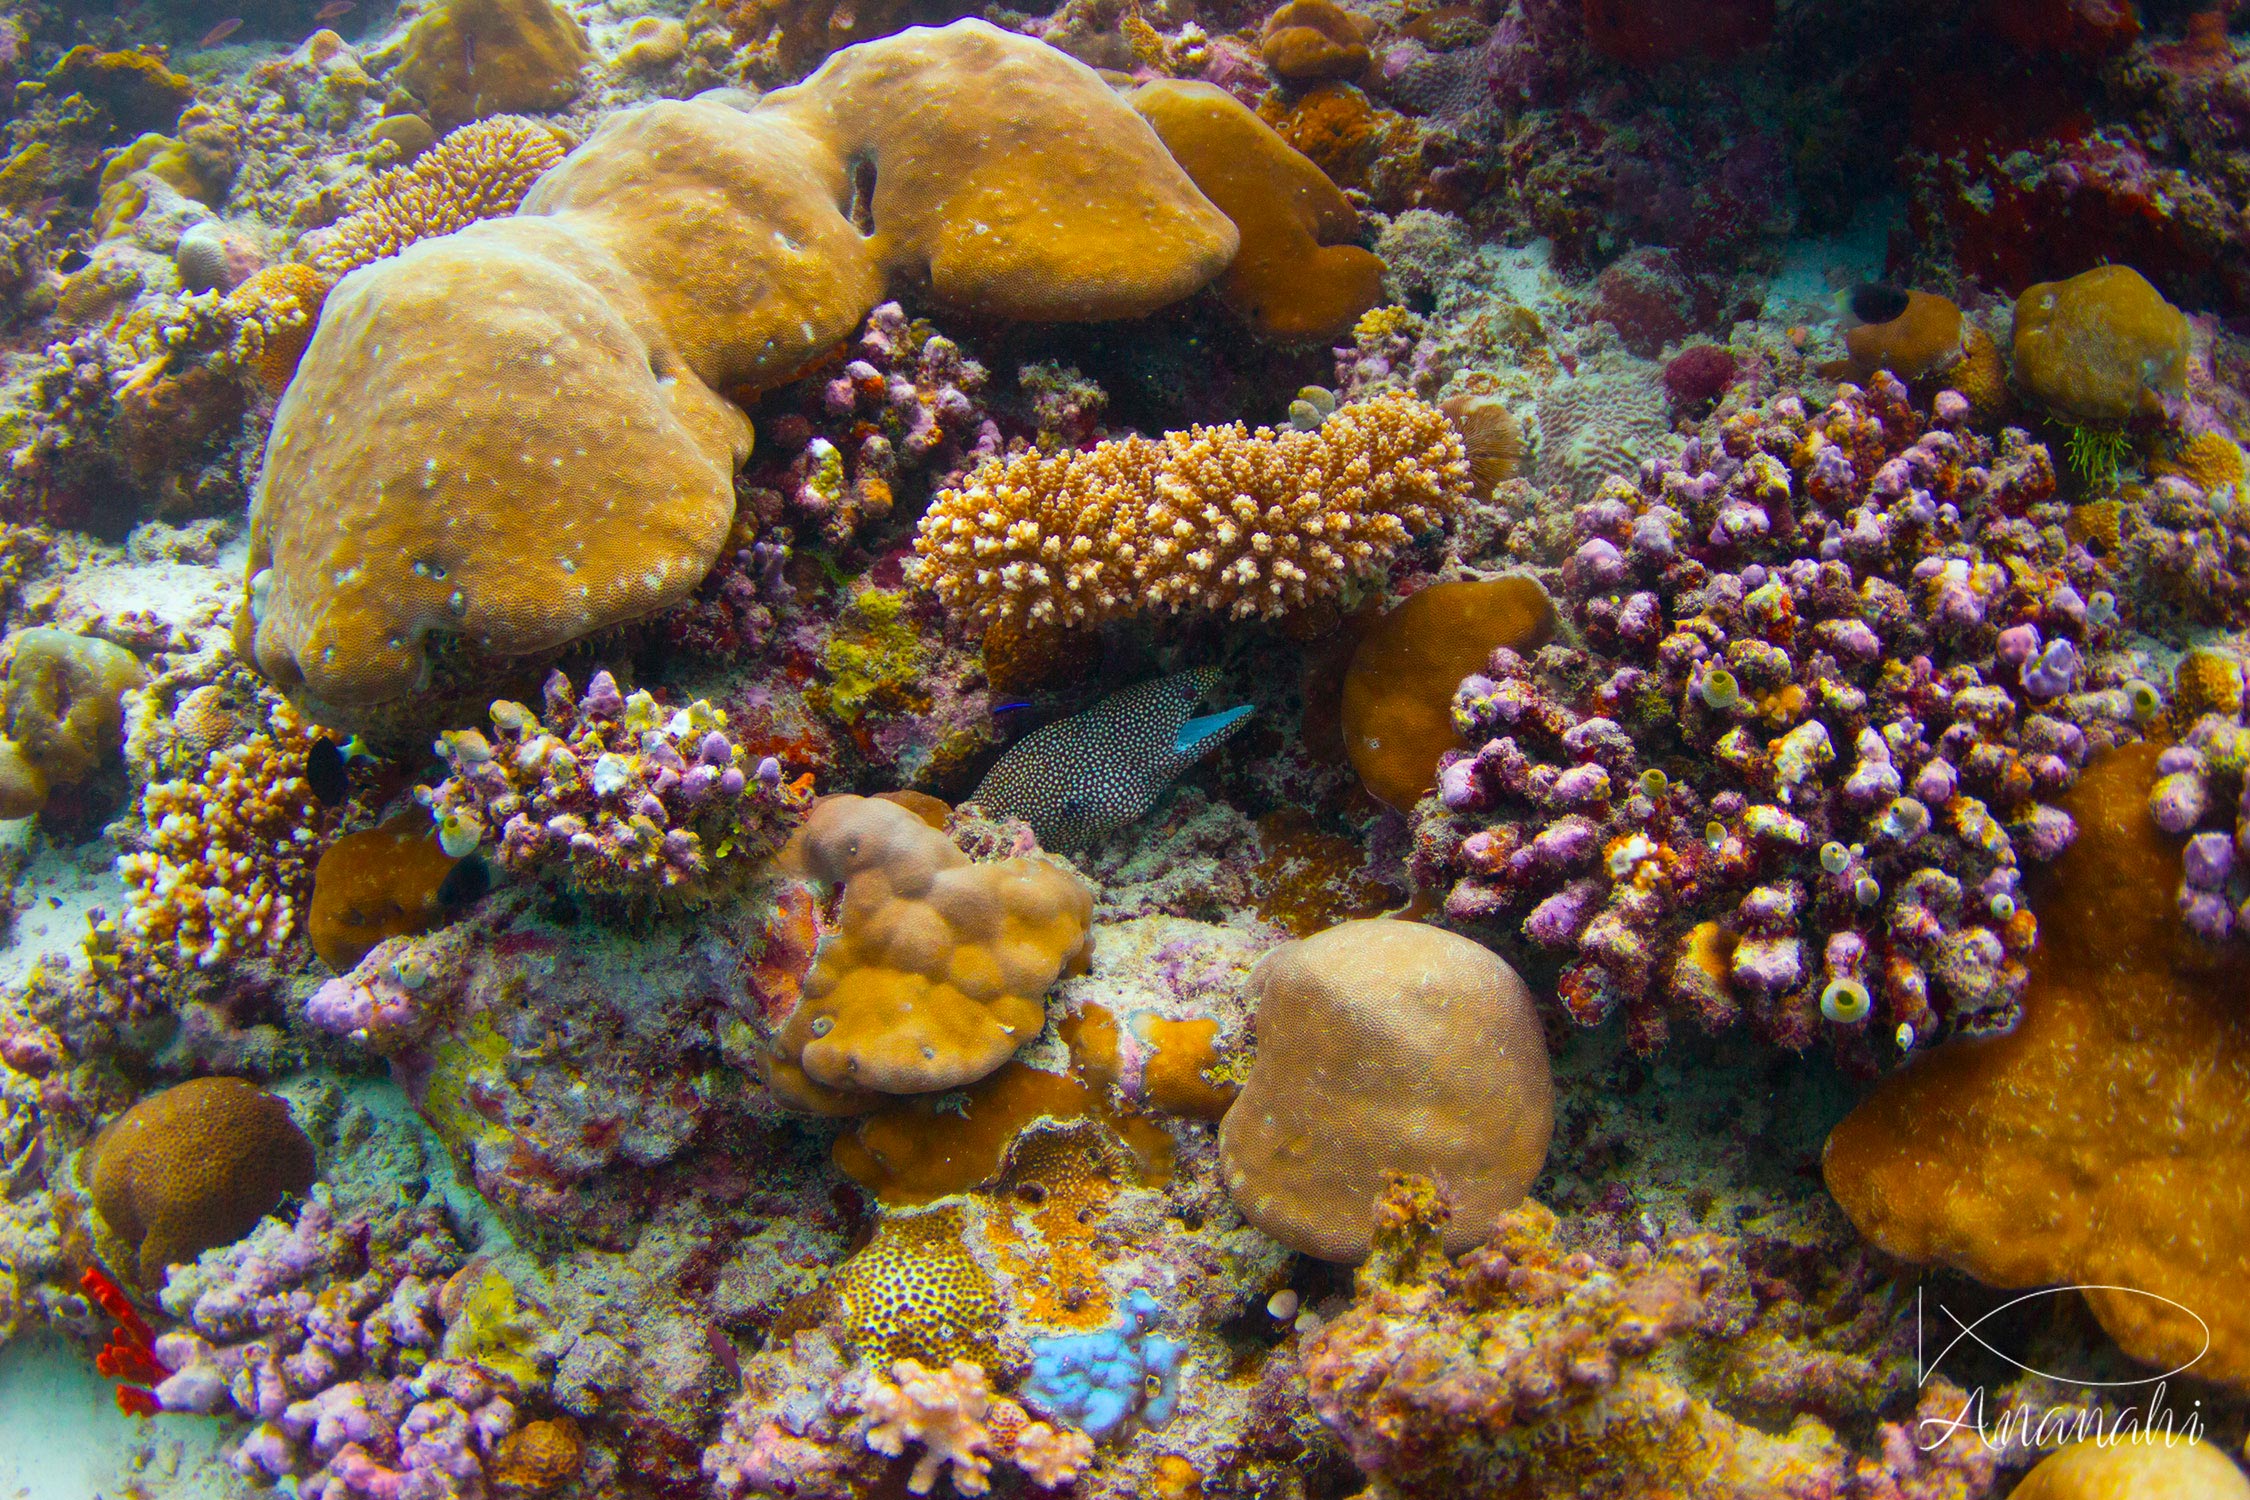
[
  {"left": 1132, "top": 81, "right": 1385, "bottom": 342},
  {"left": 0, "top": 627, "right": 146, "bottom": 818},
  {"left": 1417, "top": 376, "right": 2110, "bottom": 1057},
  {"left": 1342, "top": 575, "right": 1558, "bottom": 810},
  {"left": 2011, "top": 266, "right": 2192, "bottom": 423},
  {"left": 390, "top": 0, "right": 594, "bottom": 129},
  {"left": 1825, "top": 742, "right": 2250, "bottom": 1391},
  {"left": 914, "top": 391, "right": 1468, "bottom": 633},
  {"left": 1221, "top": 920, "right": 1551, "bottom": 1262},
  {"left": 419, "top": 668, "right": 806, "bottom": 914},
  {"left": 247, "top": 19, "right": 1237, "bottom": 716},
  {"left": 306, "top": 813, "right": 463, "bottom": 971},
  {"left": 1300, "top": 1177, "right": 1973, "bottom": 1500},
  {"left": 81, "top": 1075, "right": 316, "bottom": 1288},
  {"left": 2012, "top": 1438, "right": 2250, "bottom": 1498}
]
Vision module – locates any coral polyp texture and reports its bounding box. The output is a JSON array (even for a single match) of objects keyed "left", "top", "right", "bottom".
[
  {"left": 245, "top": 19, "right": 1237, "bottom": 716},
  {"left": 419, "top": 668, "right": 807, "bottom": 912},
  {"left": 81, "top": 1076, "right": 316, "bottom": 1289},
  {"left": 912, "top": 391, "right": 1468, "bottom": 632},
  {"left": 1415, "top": 374, "right": 2121, "bottom": 1057},
  {"left": 301, "top": 115, "right": 572, "bottom": 278},
  {"left": 1301, "top": 1177, "right": 1983, "bottom": 1500},
  {"left": 764, "top": 793, "right": 1094, "bottom": 1113},
  {"left": 0, "top": 627, "right": 147, "bottom": 818}
]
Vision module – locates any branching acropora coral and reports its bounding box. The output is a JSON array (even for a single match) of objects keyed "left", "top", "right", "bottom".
[
  {"left": 419, "top": 668, "right": 807, "bottom": 911},
  {"left": 102, "top": 694, "right": 326, "bottom": 1006},
  {"left": 912, "top": 390, "right": 1468, "bottom": 630},
  {"left": 302, "top": 115, "right": 572, "bottom": 278}
]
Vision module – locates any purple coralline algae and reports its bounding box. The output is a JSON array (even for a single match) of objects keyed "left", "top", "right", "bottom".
[
  {"left": 2150, "top": 712, "right": 2250, "bottom": 943},
  {"left": 1415, "top": 374, "right": 2150, "bottom": 1059},
  {"left": 418, "top": 668, "right": 809, "bottom": 914}
]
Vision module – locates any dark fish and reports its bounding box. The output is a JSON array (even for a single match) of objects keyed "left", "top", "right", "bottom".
[
  {"left": 993, "top": 699, "right": 1034, "bottom": 714},
  {"left": 314, "top": 0, "right": 354, "bottom": 19},
  {"left": 305, "top": 738, "right": 348, "bottom": 805},
  {"left": 1847, "top": 282, "right": 1911, "bottom": 326},
  {"left": 197, "top": 17, "right": 244, "bottom": 47},
  {"left": 437, "top": 854, "right": 491, "bottom": 910}
]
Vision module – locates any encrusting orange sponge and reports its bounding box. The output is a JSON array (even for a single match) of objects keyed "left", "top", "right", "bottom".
[
  {"left": 1823, "top": 741, "right": 2250, "bottom": 1391},
  {"left": 764, "top": 794, "right": 1094, "bottom": 1115},
  {"left": 307, "top": 813, "right": 463, "bottom": 972}
]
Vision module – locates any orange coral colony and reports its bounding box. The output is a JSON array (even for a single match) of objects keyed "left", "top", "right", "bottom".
[
  {"left": 1840, "top": 289, "right": 1963, "bottom": 382},
  {"left": 1132, "top": 80, "right": 1385, "bottom": 343},
  {"left": 1342, "top": 576, "right": 1559, "bottom": 810},
  {"left": 307, "top": 813, "right": 464, "bottom": 972},
  {"left": 1259, "top": 0, "right": 1374, "bottom": 83},
  {"left": 1823, "top": 741, "right": 2250, "bottom": 1391}
]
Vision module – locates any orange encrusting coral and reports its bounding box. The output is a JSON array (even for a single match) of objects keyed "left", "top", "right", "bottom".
[
  {"left": 1823, "top": 741, "right": 2250, "bottom": 1391},
  {"left": 831, "top": 1005, "right": 1173, "bottom": 1206},
  {"left": 1135, "top": 1016, "right": 1239, "bottom": 1121},
  {"left": 1341, "top": 576, "right": 1559, "bottom": 810},
  {"left": 307, "top": 812, "right": 463, "bottom": 972}
]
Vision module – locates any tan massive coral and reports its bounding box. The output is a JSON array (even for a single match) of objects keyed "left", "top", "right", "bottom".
[
  {"left": 765, "top": 794, "right": 1095, "bottom": 1115},
  {"left": 246, "top": 21, "right": 1237, "bottom": 717},
  {"left": 1219, "top": 919, "right": 1553, "bottom": 1263},
  {"left": 913, "top": 391, "right": 1468, "bottom": 631}
]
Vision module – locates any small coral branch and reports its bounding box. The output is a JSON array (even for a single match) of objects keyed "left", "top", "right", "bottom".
[{"left": 912, "top": 390, "right": 1468, "bottom": 631}]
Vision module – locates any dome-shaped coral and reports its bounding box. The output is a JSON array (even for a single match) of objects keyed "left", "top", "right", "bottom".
[
  {"left": 81, "top": 1077, "right": 317, "bottom": 1289},
  {"left": 1219, "top": 919, "right": 1553, "bottom": 1262},
  {"left": 2011, "top": 265, "right": 2190, "bottom": 423},
  {"left": 307, "top": 813, "right": 464, "bottom": 972},
  {"left": 0, "top": 629, "right": 147, "bottom": 819}
]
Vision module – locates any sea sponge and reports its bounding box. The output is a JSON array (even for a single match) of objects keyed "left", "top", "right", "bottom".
[
  {"left": 305, "top": 115, "right": 571, "bottom": 277},
  {"left": 1219, "top": 919, "right": 1553, "bottom": 1262},
  {"left": 2169, "top": 428, "right": 2248, "bottom": 495},
  {"left": 249, "top": 21, "right": 1237, "bottom": 716},
  {"left": 81, "top": 1077, "right": 318, "bottom": 1289},
  {"left": 307, "top": 813, "right": 463, "bottom": 972},
  {"left": 1839, "top": 289, "right": 1963, "bottom": 382},
  {"left": 490, "top": 1416, "right": 585, "bottom": 1491},
  {"left": 914, "top": 391, "right": 1467, "bottom": 633},
  {"left": 832, "top": 1207, "right": 1003, "bottom": 1368},
  {"left": 1132, "top": 80, "right": 1383, "bottom": 342},
  {"left": 2013, "top": 1438, "right": 2250, "bottom": 1500},
  {"left": 764, "top": 794, "right": 1094, "bottom": 1113},
  {"left": 1341, "top": 576, "right": 1558, "bottom": 810},
  {"left": 2011, "top": 265, "right": 2191, "bottom": 423},
  {"left": 0, "top": 629, "right": 148, "bottom": 819},
  {"left": 393, "top": 0, "right": 593, "bottom": 130},
  {"left": 1260, "top": 0, "right": 1373, "bottom": 83},
  {"left": 1823, "top": 742, "right": 2250, "bottom": 1391},
  {"left": 2174, "top": 648, "right": 2246, "bottom": 722}
]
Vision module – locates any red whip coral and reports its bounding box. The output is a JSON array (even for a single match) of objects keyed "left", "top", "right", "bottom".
[{"left": 82, "top": 1264, "right": 171, "bottom": 1415}]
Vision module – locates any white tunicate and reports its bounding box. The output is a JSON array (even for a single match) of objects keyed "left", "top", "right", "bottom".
[
  {"left": 1267, "top": 1289, "right": 1300, "bottom": 1320},
  {"left": 591, "top": 753, "right": 634, "bottom": 797}
]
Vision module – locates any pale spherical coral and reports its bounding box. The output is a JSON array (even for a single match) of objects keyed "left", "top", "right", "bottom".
[{"left": 913, "top": 391, "right": 1468, "bottom": 631}]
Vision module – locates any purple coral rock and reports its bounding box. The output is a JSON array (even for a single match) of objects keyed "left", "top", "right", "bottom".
[
  {"left": 2183, "top": 831, "right": 2234, "bottom": 890},
  {"left": 2021, "top": 639, "right": 2080, "bottom": 699},
  {"left": 2180, "top": 886, "right": 2235, "bottom": 943},
  {"left": 1525, "top": 880, "right": 1601, "bottom": 946},
  {"left": 582, "top": 670, "right": 625, "bottom": 720},
  {"left": 1995, "top": 623, "right": 2040, "bottom": 667},
  {"left": 2149, "top": 772, "right": 2209, "bottom": 835}
]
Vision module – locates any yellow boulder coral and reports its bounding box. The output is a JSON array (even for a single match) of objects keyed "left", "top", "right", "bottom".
[
  {"left": 1132, "top": 80, "right": 1383, "bottom": 343},
  {"left": 82, "top": 1077, "right": 317, "bottom": 1289},
  {"left": 2011, "top": 265, "right": 2191, "bottom": 423},
  {"left": 393, "top": 0, "right": 593, "bottom": 130},
  {"left": 246, "top": 220, "right": 752, "bottom": 711},
  {"left": 0, "top": 629, "right": 147, "bottom": 819},
  {"left": 1824, "top": 741, "right": 2250, "bottom": 1391},
  {"left": 831, "top": 1206, "right": 1003, "bottom": 1367},
  {"left": 248, "top": 21, "right": 1237, "bottom": 715},
  {"left": 305, "top": 115, "right": 571, "bottom": 278},
  {"left": 914, "top": 390, "right": 1467, "bottom": 632},
  {"left": 765, "top": 794, "right": 1093, "bottom": 1113}
]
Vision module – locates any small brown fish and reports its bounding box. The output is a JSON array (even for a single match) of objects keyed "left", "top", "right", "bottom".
[
  {"left": 197, "top": 16, "right": 244, "bottom": 46},
  {"left": 314, "top": 0, "right": 354, "bottom": 21}
]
